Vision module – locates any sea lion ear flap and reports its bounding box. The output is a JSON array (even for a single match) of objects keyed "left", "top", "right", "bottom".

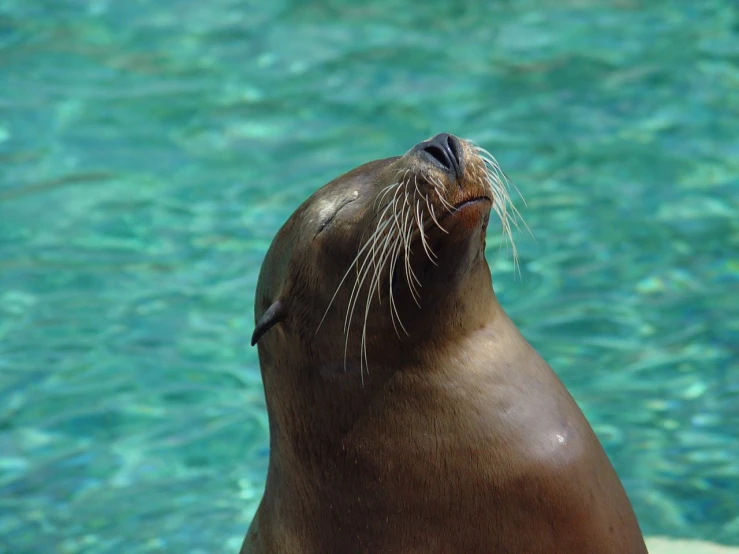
[{"left": 251, "top": 300, "right": 286, "bottom": 346}]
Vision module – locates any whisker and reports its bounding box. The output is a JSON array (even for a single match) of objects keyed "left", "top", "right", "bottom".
[
  {"left": 343, "top": 216, "right": 393, "bottom": 334},
  {"left": 343, "top": 227, "right": 393, "bottom": 374},
  {"left": 427, "top": 197, "right": 449, "bottom": 234},
  {"left": 473, "top": 145, "right": 531, "bottom": 278},
  {"left": 374, "top": 216, "right": 406, "bottom": 338},
  {"left": 416, "top": 198, "right": 437, "bottom": 265},
  {"left": 351, "top": 170, "right": 418, "bottom": 376},
  {"left": 387, "top": 228, "right": 409, "bottom": 337},
  {"left": 429, "top": 174, "right": 456, "bottom": 214},
  {"left": 374, "top": 182, "right": 399, "bottom": 211},
  {"left": 317, "top": 208, "right": 394, "bottom": 334},
  {"left": 400, "top": 199, "right": 422, "bottom": 306}
]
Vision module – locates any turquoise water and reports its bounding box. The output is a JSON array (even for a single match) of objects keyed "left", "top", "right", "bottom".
[{"left": 1, "top": 0, "right": 738, "bottom": 552}]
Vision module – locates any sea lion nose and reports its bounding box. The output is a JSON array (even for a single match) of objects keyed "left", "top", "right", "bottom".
[{"left": 414, "top": 133, "right": 463, "bottom": 177}]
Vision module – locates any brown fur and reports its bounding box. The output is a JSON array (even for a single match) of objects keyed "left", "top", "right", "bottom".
[{"left": 241, "top": 135, "right": 647, "bottom": 553}]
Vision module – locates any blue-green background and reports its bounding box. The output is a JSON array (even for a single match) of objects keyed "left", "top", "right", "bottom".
[{"left": 1, "top": 1, "right": 738, "bottom": 552}]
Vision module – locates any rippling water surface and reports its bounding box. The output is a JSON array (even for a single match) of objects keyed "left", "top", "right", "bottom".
[{"left": 1, "top": 0, "right": 738, "bottom": 552}]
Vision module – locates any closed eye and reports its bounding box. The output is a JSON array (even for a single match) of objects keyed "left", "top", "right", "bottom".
[{"left": 314, "top": 194, "right": 359, "bottom": 237}]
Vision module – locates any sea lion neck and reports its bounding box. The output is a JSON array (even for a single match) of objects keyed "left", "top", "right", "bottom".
[
  {"left": 260, "top": 266, "right": 504, "bottom": 478},
  {"left": 260, "top": 295, "right": 514, "bottom": 514}
]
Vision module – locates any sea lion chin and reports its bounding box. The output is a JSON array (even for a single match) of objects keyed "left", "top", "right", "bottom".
[{"left": 241, "top": 133, "right": 648, "bottom": 554}]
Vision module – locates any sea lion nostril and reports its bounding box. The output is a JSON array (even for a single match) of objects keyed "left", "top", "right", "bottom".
[
  {"left": 446, "top": 134, "right": 462, "bottom": 167},
  {"left": 423, "top": 143, "right": 454, "bottom": 171},
  {"left": 419, "top": 133, "right": 462, "bottom": 176}
]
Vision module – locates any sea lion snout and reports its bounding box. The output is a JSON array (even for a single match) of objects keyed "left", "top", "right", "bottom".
[{"left": 412, "top": 132, "right": 463, "bottom": 179}]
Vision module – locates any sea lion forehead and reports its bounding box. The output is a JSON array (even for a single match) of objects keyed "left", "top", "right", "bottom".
[{"left": 324, "top": 156, "right": 401, "bottom": 194}]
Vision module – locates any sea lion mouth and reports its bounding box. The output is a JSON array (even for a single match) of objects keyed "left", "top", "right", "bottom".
[
  {"left": 440, "top": 196, "right": 493, "bottom": 221},
  {"left": 416, "top": 195, "right": 492, "bottom": 238}
]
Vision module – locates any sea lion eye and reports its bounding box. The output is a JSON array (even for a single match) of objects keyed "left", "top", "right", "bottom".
[{"left": 314, "top": 194, "right": 358, "bottom": 237}]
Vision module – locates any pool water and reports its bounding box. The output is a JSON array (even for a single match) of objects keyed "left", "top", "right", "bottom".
[{"left": 1, "top": 0, "right": 738, "bottom": 552}]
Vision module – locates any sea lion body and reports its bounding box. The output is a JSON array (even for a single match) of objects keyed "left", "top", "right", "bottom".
[{"left": 242, "top": 134, "right": 647, "bottom": 553}]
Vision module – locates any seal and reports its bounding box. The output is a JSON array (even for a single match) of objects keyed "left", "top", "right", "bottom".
[{"left": 241, "top": 133, "right": 648, "bottom": 553}]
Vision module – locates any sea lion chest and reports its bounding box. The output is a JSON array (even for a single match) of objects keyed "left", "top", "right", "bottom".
[{"left": 314, "top": 344, "right": 606, "bottom": 553}]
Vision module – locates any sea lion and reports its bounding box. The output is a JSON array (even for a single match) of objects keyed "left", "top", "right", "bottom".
[{"left": 242, "top": 133, "right": 648, "bottom": 553}]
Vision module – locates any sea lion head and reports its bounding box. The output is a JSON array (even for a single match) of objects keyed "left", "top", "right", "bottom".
[{"left": 252, "top": 133, "right": 521, "bottom": 380}]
